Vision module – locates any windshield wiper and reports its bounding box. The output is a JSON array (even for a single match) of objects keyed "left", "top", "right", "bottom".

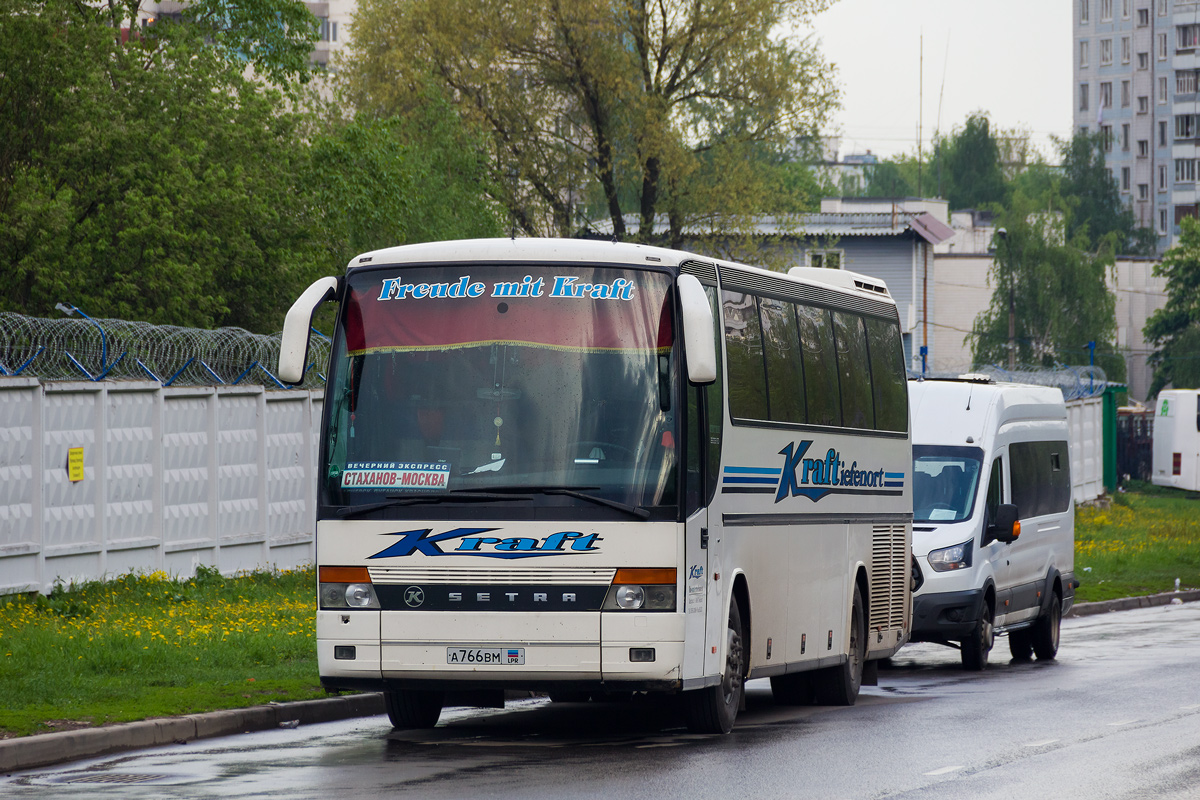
[
  {"left": 334, "top": 490, "right": 531, "bottom": 519},
  {"left": 481, "top": 485, "right": 651, "bottom": 520}
]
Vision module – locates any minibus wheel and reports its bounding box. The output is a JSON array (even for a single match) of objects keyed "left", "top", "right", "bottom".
[
  {"left": 684, "top": 601, "right": 745, "bottom": 733},
  {"left": 1008, "top": 628, "right": 1034, "bottom": 661},
  {"left": 1032, "top": 591, "right": 1062, "bottom": 660},
  {"left": 384, "top": 689, "right": 445, "bottom": 729},
  {"left": 961, "top": 598, "right": 994, "bottom": 671}
]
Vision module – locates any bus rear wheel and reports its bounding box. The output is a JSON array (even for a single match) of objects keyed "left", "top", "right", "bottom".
[
  {"left": 684, "top": 601, "right": 745, "bottom": 734},
  {"left": 384, "top": 689, "right": 445, "bottom": 729},
  {"left": 814, "top": 584, "right": 865, "bottom": 706}
]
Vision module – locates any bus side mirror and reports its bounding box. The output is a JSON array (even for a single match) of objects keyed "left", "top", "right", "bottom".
[
  {"left": 677, "top": 274, "right": 716, "bottom": 385},
  {"left": 988, "top": 503, "right": 1021, "bottom": 545},
  {"left": 279, "top": 276, "right": 339, "bottom": 384}
]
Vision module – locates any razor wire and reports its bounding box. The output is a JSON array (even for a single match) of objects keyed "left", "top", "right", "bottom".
[
  {"left": 0, "top": 310, "right": 330, "bottom": 388},
  {"left": 910, "top": 359, "right": 1110, "bottom": 401}
]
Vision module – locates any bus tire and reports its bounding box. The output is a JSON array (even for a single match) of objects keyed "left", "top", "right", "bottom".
[
  {"left": 1032, "top": 591, "right": 1062, "bottom": 660},
  {"left": 814, "top": 584, "right": 865, "bottom": 706},
  {"left": 961, "top": 597, "right": 994, "bottom": 671},
  {"left": 384, "top": 689, "right": 444, "bottom": 729},
  {"left": 1008, "top": 628, "right": 1034, "bottom": 661},
  {"left": 684, "top": 600, "right": 745, "bottom": 734},
  {"left": 771, "top": 672, "right": 816, "bottom": 705}
]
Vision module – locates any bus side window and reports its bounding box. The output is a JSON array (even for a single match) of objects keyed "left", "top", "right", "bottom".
[
  {"left": 797, "top": 304, "right": 840, "bottom": 426},
  {"left": 985, "top": 457, "right": 1003, "bottom": 526},
  {"left": 722, "top": 289, "right": 768, "bottom": 421},
  {"left": 832, "top": 311, "right": 874, "bottom": 429},
  {"left": 685, "top": 385, "right": 703, "bottom": 514}
]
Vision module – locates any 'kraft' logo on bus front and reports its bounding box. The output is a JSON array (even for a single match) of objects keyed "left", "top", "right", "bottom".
[
  {"left": 367, "top": 528, "right": 603, "bottom": 560},
  {"left": 721, "top": 440, "right": 905, "bottom": 503}
]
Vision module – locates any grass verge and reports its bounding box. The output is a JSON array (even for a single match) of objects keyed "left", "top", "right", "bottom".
[
  {"left": 1075, "top": 481, "right": 1200, "bottom": 602},
  {"left": 0, "top": 565, "right": 321, "bottom": 738}
]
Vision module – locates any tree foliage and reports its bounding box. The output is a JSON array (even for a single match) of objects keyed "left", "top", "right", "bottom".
[
  {"left": 971, "top": 192, "right": 1124, "bottom": 381},
  {"left": 1145, "top": 216, "right": 1200, "bottom": 394},
  {"left": 1056, "top": 131, "right": 1157, "bottom": 256},
  {"left": 342, "top": 0, "right": 839, "bottom": 246},
  {"left": 937, "top": 113, "right": 1007, "bottom": 211}
]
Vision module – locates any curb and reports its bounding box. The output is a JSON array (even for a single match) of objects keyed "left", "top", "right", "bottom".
[
  {"left": 0, "top": 692, "right": 384, "bottom": 775},
  {"left": 1065, "top": 589, "right": 1200, "bottom": 617}
]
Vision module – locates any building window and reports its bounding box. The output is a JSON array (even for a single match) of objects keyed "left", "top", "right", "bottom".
[
  {"left": 1179, "top": 25, "right": 1200, "bottom": 51},
  {"left": 1082, "top": 0, "right": 1090, "bottom": 22},
  {"left": 1122, "top": 123, "right": 1131, "bottom": 150},
  {"left": 1159, "top": 0, "right": 1168, "bottom": 15},
  {"left": 808, "top": 250, "right": 843, "bottom": 270},
  {"left": 1102, "top": 124, "right": 1114, "bottom": 152},
  {"left": 1138, "top": 51, "right": 1149, "bottom": 70},
  {"left": 1161, "top": 119, "right": 1169, "bottom": 145},
  {"left": 1160, "top": 164, "right": 1168, "bottom": 191},
  {"left": 1122, "top": 80, "right": 1130, "bottom": 107},
  {"left": 1175, "top": 158, "right": 1197, "bottom": 182},
  {"left": 1081, "top": 40, "right": 1091, "bottom": 67},
  {"left": 1159, "top": 32, "right": 1168, "bottom": 59},
  {"left": 1137, "top": 7, "right": 1150, "bottom": 26},
  {"left": 1179, "top": 70, "right": 1199, "bottom": 94},
  {"left": 1139, "top": 184, "right": 1149, "bottom": 201},
  {"left": 1177, "top": 205, "right": 1199, "bottom": 224},
  {"left": 1123, "top": 0, "right": 1131, "bottom": 18},
  {"left": 1100, "top": 0, "right": 1112, "bottom": 20},
  {"left": 1122, "top": 166, "right": 1131, "bottom": 191},
  {"left": 1100, "top": 81, "right": 1113, "bottom": 109},
  {"left": 1138, "top": 96, "right": 1149, "bottom": 114},
  {"left": 1122, "top": 37, "right": 1131, "bottom": 63},
  {"left": 1138, "top": 139, "right": 1149, "bottom": 157},
  {"left": 1081, "top": 83, "right": 1090, "bottom": 111},
  {"left": 1176, "top": 114, "right": 1199, "bottom": 140},
  {"left": 1160, "top": 76, "right": 1169, "bottom": 104},
  {"left": 1102, "top": 38, "right": 1113, "bottom": 65},
  {"left": 1160, "top": 209, "right": 1169, "bottom": 234}
]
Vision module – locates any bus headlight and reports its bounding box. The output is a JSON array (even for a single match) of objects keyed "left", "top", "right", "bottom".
[
  {"left": 318, "top": 566, "right": 379, "bottom": 609},
  {"left": 602, "top": 569, "right": 676, "bottom": 611},
  {"left": 927, "top": 539, "right": 974, "bottom": 572}
]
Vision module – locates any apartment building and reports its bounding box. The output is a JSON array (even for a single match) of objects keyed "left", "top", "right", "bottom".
[{"left": 1073, "top": 0, "right": 1200, "bottom": 251}]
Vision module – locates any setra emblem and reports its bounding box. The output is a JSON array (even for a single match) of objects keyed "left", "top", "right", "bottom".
[{"left": 403, "top": 586, "right": 425, "bottom": 608}]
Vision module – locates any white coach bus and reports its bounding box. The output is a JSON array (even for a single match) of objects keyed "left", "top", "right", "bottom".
[{"left": 279, "top": 238, "right": 912, "bottom": 734}]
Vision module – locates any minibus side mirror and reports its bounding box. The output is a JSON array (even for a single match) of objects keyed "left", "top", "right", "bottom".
[
  {"left": 987, "top": 503, "right": 1021, "bottom": 545},
  {"left": 677, "top": 273, "right": 717, "bottom": 385},
  {"left": 279, "top": 276, "right": 339, "bottom": 384}
]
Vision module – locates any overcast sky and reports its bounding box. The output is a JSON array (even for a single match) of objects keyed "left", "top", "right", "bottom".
[{"left": 801, "top": 0, "right": 1072, "bottom": 162}]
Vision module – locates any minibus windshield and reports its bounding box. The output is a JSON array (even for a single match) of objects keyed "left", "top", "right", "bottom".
[{"left": 912, "top": 445, "right": 984, "bottom": 523}]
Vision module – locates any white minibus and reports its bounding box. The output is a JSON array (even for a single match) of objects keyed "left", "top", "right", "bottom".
[{"left": 908, "top": 376, "right": 1076, "bottom": 669}]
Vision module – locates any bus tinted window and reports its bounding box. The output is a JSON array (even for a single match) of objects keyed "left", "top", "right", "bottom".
[
  {"left": 833, "top": 311, "right": 874, "bottom": 429},
  {"left": 797, "top": 304, "right": 840, "bottom": 426},
  {"left": 759, "top": 297, "right": 806, "bottom": 423},
  {"left": 865, "top": 317, "right": 908, "bottom": 432},
  {"left": 722, "top": 290, "right": 769, "bottom": 421}
]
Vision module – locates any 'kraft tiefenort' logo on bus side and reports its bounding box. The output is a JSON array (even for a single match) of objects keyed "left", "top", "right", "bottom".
[
  {"left": 367, "top": 528, "right": 603, "bottom": 560},
  {"left": 721, "top": 440, "right": 905, "bottom": 503}
]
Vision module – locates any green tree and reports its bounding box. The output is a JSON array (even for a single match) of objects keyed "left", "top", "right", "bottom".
[
  {"left": 937, "top": 112, "right": 1007, "bottom": 210},
  {"left": 1057, "top": 131, "right": 1156, "bottom": 255},
  {"left": 1145, "top": 216, "right": 1200, "bottom": 394},
  {"left": 0, "top": 0, "right": 321, "bottom": 331},
  {"left": 971, "top": 192, "right": 1124, "bottom": 381},
  {"left": 341, "top": 0, "right": 839, "bottom": 246}
]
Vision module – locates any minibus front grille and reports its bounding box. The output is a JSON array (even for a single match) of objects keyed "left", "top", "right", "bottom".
[{"left": 368, "top": 566, "right": 617, "bottom": 586}]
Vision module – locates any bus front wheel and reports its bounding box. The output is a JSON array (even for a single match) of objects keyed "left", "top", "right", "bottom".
[
  {"left": 384, "top": 689, "right": 445, "bottom": 729},
  {"left": 684, "top": 600, "right": 745, "bottom": 734}
]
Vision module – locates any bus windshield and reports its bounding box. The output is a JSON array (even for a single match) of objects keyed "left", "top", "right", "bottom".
[
  {"left": 321, "top": 264, "right": 679, "bottom": 517},
  {"left": 912, "top": 445, "right": 984, "bottom": 523}
]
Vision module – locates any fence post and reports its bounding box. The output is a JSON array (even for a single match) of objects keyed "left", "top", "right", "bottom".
[{"left": 1103, "top": 385, "right": 1119, "bottom": 493}]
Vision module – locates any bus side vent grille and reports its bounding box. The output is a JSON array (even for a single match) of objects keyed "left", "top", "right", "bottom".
[
  {"left": 679, "top": 259, "right": 718, "bottom": 285},
  {"left": 870, "top": 524, "right": 909, "bottom": 630}
]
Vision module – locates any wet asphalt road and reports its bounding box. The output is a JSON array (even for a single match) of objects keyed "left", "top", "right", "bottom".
[{"left": 4, "top": 601, "right": 1200, "bottom": 799}]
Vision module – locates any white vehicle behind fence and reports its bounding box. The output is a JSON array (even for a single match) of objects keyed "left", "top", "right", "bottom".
[
  {"left": 907, "top": 376, "right": 1077, "bottom": 670},
  {"left": 1152, "top": 389, "right": 1200, "bottom": 491},
  {"left": 279, "top": 238, "right": 913, "bottom": 733}
]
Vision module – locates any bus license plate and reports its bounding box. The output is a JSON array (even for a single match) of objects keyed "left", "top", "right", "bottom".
[{"left": 446, "top": 647, "right": 525, "bottom": 665}]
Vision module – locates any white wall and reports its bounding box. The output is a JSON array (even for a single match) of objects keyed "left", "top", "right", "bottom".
[
  {"left": 0, "top": 379, "right": 322, "bottom": 595},
  {"left": 1068, "top": 397, "right": 1104, "bottom": 504}
]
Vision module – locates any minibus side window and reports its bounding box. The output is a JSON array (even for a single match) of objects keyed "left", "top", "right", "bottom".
[{"left": 985, "top": 457, "right": 1003, "bottom": 525}]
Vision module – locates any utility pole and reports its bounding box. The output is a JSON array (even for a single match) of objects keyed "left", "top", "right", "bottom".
[{"left": 995, "top": 228, "right": 1016, "bottom": 370}]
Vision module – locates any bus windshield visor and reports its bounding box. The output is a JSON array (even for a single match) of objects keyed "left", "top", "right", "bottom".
[
  {"left": 322, "top": 264, "right": 679, "bottom": 514},
  {"left": 912, "top": 445, "right": 984, "bottom": 523}
]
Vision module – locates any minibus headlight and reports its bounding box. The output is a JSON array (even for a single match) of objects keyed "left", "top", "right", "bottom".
[{"left": 927, "top": 539, "right": 974, "bottom": 573}]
